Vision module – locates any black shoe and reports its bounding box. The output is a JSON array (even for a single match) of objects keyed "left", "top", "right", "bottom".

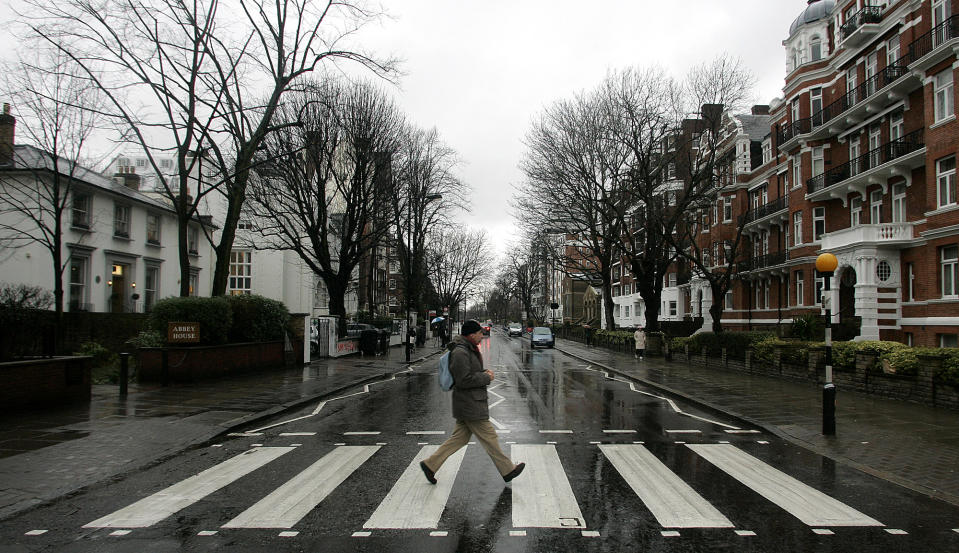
[
  {"left": 503, "top": 462, "right": 525, "bottom": 482},
  {"left": 420, "top": 461, "right": 437, "bottom": 484}
]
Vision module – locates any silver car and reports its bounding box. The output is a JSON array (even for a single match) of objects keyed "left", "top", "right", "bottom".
[
  {"left": 530, "top": 326, "right": 554, "bottom": 348},
  {"left": 508, "top": 323, "right": 523, "bottom": 337}
]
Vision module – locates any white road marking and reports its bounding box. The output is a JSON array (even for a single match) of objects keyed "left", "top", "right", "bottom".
[
  {"left": 278, "top": 531, "right": 298, "bottom": 537},
  {"left": 211, "top": 444, "right": 223, "bottom": 448},
  {"left": 249, "top": 385, "right": 372, "bottom": 433},
  {"left": 812, "top": 528, "right": 834, "bottom": 535},
  {"left": 489, "top": 399, "right": 506, "bottom": 409},
  {"left": 510, "top": 530, "right": 527, "bottom": 536},
  {"left": 546, "top": 441, "right": 557, "bottom": 445},
  {"left": 363, "top": 445, "right": 467, "bottom": 529},
  {"left": 665, "top": 430, "right": 701, "bottom": 434},
  {"left": 290, "top": 444, "right": 302, "bottom": 447},
  {"left": 724, "top": 429, "right": 761, "bottom": 434},
  {"left": 488, "top": 416, "right": 507, "bottom": 430},
  {"left": 344, "top": 431, "right": 380, "bottom": 436},
  {"left": 352, "top": 531, "right": 371, "bottom": 537},
  {"left": 885, "top": 529, "right": 908, "bottom": 535},
  {"left": 430, "top": 531, "right": 448, "bottom": 537},
  {"left": 406, "top": 431, "right": 446, "bottom": 435},
  {"left": 24, "top": 530, "right": 47, "bottom": 536},
  {"left": 539, "top": 430, "right": 573, "bottom": 434},
  {"left": 599, "top": 444, "right": 733, "bottom": 528},
  {"left": 109, "top": 530, "right": 131, "bottom": 536},
  {"left": 757, "top": 441, "right": 769, "bottom": 445},
  {"left": 736, "top": 530, "right": 756, "bottom": 536},
  {"left": 223, "top": 446, "right": 379, "bottom": 529},
  {"left": 511, "top": 444, "right": 586, "bottom": 529},
  {"left": 228, "top": 433, "right": 263, "bottom": 437},
  {"left": 687, "top": 444, "right": 883, "bottom": 527},
  {"left": 582, "top": 530, "right": 600, "bottom": 537},
  {"left": 280, "top": 432, "right": 316, "bottom": 436},
  {"left": 661, "top": 530, "right": 680, "bottom": 537},
  {"left": 85, "top": 447, "right": 293, "bottom": 528},
  {"left": 603, "top": 429, "right": 636, "bottom": 434},
  {"left": 197, "top": 530, "right": 217, "bottom": 536}
]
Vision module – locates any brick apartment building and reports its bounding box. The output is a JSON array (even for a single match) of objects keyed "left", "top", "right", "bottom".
[{"left": 684, "top": 0, "right": 959, "bottom": 347}]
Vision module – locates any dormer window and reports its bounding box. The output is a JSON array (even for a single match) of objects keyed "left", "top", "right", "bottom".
[{"left": 810, "top": 36, "right": 822, "bottom": 61}]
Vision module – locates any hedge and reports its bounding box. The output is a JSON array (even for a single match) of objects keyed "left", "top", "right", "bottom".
[
  {"left": 226, "top": 294, "right": 289, "bottom": 343},
  {"left": 148, "top": 296, "right": 232, "bottom": 345}
]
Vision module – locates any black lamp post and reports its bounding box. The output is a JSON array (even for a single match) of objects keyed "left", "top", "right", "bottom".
[
  {"left": 406, "top": 192, "right": 442, "bottom": 363},
  {"left": 816, "top": 252, "right": 838, "bottom": 435}
]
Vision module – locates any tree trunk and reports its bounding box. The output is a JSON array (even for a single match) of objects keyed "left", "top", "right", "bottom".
[
  {"left": 177, "top": 208, "right": 191, "bottom": 297},
  {"left": 709, "top": 284, "right": 725, "bottom": 333},
  {"left": 638, "top": 281, "right": 663, "bottom": 333},
  {"left": 211, "top": 178, "right": 247, "bottom": 296},
  {"left": 602, "top": 279, "right": 615, "bottom": 330}
]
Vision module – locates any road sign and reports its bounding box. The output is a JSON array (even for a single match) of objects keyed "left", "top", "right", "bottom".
[{"left": 167, "top": 322, "right": 200, "bottom": 343}]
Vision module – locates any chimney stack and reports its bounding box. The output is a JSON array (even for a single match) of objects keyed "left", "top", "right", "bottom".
[
  {"left": 751, "top": 104, "right": 770, "bottom": 115},
  {"left": 0, "top": 103, "right": 15, "bottom": 166}
]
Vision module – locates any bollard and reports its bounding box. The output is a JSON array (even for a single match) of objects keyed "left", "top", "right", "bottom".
[{"left": 119, "top": 352, "right": 130, "bottom": 396}]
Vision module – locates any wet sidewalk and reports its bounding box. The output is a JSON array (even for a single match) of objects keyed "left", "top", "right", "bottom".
[
  {"left": 0, "top": 344, "right": 445, "bottom": 521},
  {"left": 554, "top": 337, "right": 959, "bottom": 507}
]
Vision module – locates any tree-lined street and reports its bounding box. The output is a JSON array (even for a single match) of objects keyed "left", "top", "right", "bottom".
[{"left": 3, "top": 332, "right": 958, "bottom": 552}]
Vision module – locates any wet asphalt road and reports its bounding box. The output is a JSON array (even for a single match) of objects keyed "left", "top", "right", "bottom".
[{"left": 2, "top": 332, "right": 959, "bottom": 552}]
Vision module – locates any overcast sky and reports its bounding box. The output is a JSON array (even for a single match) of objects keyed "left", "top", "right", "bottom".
[{"left": 356, "top": 0, "right": 803, "bottom": 261}]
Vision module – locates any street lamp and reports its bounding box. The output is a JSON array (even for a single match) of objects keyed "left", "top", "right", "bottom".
[
  {"left": 816, "top": 252, "right": 838, "bottom": 435},
  {"left": 406, "top": 192, "right": 442, "bottom": 363}
]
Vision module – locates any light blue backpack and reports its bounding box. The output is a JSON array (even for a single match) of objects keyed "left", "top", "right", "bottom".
[{"left": 437, "top": 351, "right": 454, "bottom": 391}]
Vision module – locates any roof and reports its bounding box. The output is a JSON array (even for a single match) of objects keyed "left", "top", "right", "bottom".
[
  {"left": 789, "top": 0, "right": 836, "bottom": 37},
  {"left": 737, "top": 114, "right": 773, "bottom": 141}
]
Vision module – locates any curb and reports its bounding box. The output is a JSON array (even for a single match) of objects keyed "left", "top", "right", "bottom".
[{"left": 554, "top": 343, "right": 959, "bottom": 508}]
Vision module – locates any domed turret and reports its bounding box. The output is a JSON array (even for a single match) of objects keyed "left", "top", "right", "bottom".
[{"left": 789, "top": 0, "right": 836, "bottom": 37}]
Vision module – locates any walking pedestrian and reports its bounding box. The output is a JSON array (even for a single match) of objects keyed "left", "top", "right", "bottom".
[
  {"left": 420, "top": 319, "right": 525, "bottom": 485},
  {"left": 584, "top": 324, "right": 593, "bottom": 347},
  {"left": 634, "top": 326, "right": 646, "bottom": 360}
]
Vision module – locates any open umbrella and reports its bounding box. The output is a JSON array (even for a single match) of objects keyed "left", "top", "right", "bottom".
[{"left": 431, "top": 316, "right": 445, "bottom": 324}]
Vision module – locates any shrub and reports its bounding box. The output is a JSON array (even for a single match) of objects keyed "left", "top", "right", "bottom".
[
  {"left": 125, "top": 330, "right": 164, "bottom": 349},
  {"left": 75, "top": 341, "right": 117, "bottom": 368},
  {"left": 226, "top": 294, "right": 289, "bottom": 343},
  {"left": 751, "top": 336, "right": 787, "bottom": 365},
  {"left": 790, "top": 313, "right": 824, "bottom": 341},
  {"left": 687, "top": 331, "right": 774, "bottom": 359},
  {"left": 149, "top": 296, "right": 232, "bottom": 345},
  {"left": 670, "top": 336, "right": 694, "bottom": 352}
]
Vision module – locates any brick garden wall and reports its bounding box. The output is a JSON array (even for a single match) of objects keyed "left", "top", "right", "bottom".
[
  {"left": 0, "top": 356, "right": 91, "bottom": 409},
  {"left": 137, "top": 341, "right": 285, "bottom": 382}
]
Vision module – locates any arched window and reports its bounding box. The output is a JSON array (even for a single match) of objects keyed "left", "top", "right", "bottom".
[{"left": 810, "top": 36, "right": 822, "bottom": 61}]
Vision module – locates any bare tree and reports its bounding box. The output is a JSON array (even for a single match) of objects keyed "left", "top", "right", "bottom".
[
  {"left": 20, "top": 0, "right": 395, "bottom": 296},
  {"left": 245, "top": 80, "right": 403, "bottom": 327},
  {"left": 516, "top": 89, "right": 629, "bottom": 330},
  {"left": 427, "top": 228, "right": 494, "bottom": 324},
  {"left": 498, "top": 240, "right": 545, "bottom": 324},
  {"left": 0, "top": 49, "right": 106, "bottom": 338}
]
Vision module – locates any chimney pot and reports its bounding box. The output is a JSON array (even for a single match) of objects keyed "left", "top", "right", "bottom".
[{"left": 0, "top": 103, "right": 15, "bottom": 165}]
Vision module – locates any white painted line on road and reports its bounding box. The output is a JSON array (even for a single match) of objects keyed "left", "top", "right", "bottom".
[
  {"left": 488, "top": 417, "right": 507, "bottom": 430},
  {"left": 85, "top": 447, "right": 294, "bottom": 528},
  {"left": 582, "top": 530, "right": 600, "bottom": 537},
  {"left": 468, "top": 441, "right": 476, "bottom": 445},
  {"left": 812, "top": 528, "right": 834, "bottom": 535},
  {"left": 344, "top": 431, "right": 381, "bottom": 436},
  {"left": 249, "top": 385, "right": 374, "bottom": 433},
  {"left": 633, "top": 441, "right": 645, "bottom": 444},
  {"left": 489, "top": 398, "right": 506, "bottom": 409},
  {"left": 223, "top": 445, "right": 379, "bottom": 529},
  {"left": 363, "top": 445, "right": 467, "bottom": 529},
  {"left": 334, "top": 442, "right": 346, "bottom": 446},
  {"left": 197, "top": 530, "right": 217, "bottom": 536},
  {"left": 547, "top": 441, "right": 557, "bottom": 445},
  {"left": 418, "top": 442, "right": 428, "bottom": 445},
  {"left": 280, "top": 432, "right": 316, "bottom": 436},
  {"left": 211, "top": 444, "right": 223, "bottom": 447},
  {"left": 430, "top": 531, "right": 448, "bottom": 537},
  {"left": 351, "top": 531, "right": 371, "bottom": 537},
  {"left": 757, "top": 441, "right": 769, "bottom": 444},
  {"left": 885, "top": 529, "right": 908, "bottom": 535},
  {"left": 510, "top": 530, "right": 527, "bottom": 536},
  {"left": 674, "top": 441, "right": 686, "bottom": 444},
  {"left": 665, "top": 430, "right": 701, "bottom": 434},
  {"left": 599, "top": 444, "right": 733, "bottom": 529},
  {"left": 228, "top": 433, "right": 263, "bottom": 437},
  {"left": 589, "top": 441, "right": 601, "bottom": 445},
  {"left": 724, "top": 430, "right": 761, "bottom": 434},
  {"left": 539, "top": 430, "right": 573, "bottom": 434},
  {"left": 603, "top": 429, "right": 636, "bottom": 434},
  {"left": 511, "top": 444, "right": 586, "bottom": 529},
  {"left": 687, "top": 444, "right": 884, "bottom": 527},
  {"left": 407, "top": 431, "right": 446, "bottom": 435},
  {"left": 376, "top": 442, "right": 387, "bottom": 446},
  {"left": 661, "top": 530, "right": 680, "bottom": 537},
  {"left": 24, "top": 530, "right": 47, "bottom": 536},
  {"left": 251, "top": 444, "right": 263, "bottom": 447},
  {"left": 109, "top": 530, "right": 132, "bottom": 536},
  {"left": 953, "top": 528, "right": 959, "bottom": 533},
  {"left": 735, "top": 530, "right": 756, "bottom": 536},
  {"left": 499, "top": 430, "right": 511, "bottom": 433},
  {"left": 278, "top": 531, "right": 298, "bottom": 537},
  {"left": 290, "top": 444, "right": 302, "bottom": 447}
]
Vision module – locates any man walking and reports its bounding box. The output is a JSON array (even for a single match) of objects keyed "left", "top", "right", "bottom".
[
  {"left": 634, "top": 326, "right": 646, "bottom": 360},
  {"left": 420, "top": 319, "right": 525, "bottom": 484}
]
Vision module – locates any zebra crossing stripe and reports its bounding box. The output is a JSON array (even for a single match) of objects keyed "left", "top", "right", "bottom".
[
  {"left": 84, "top": 447, "right": 294, "bottom": 528},
  {"left": 363, "top": 445, "right": 467, "bottom": 529},
  {"left": 222, "top": 445, "right": 380, "bottom": 528},
  {"left": 599, "top": 444, "right": 733, "bottom": 528},
  {"left": 511, "top": 444, "right": 585, "bottom": 529},
  {"left": 686, "top": 444, "right": 883, "bottom": 527}
]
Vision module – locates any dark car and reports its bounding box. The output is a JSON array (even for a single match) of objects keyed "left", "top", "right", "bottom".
[
  {"left": 530, "top": 326, "right": 554, "bottom": 348},
  {"left": 482, "top": 322, "right": 491, "bottom": 335}
]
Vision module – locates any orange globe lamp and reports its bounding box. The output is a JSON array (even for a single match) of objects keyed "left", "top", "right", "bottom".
[{"left": 815, "top": 252, "right": 838, "bottom": 274}]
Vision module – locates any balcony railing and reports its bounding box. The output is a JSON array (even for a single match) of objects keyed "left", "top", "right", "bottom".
[
  {"left": 820, "top": 222, "right": 917, "bottom": 251},
  {"left": 737, "top": 251, "right": 789, "bottom": 273},
  {"left": 807, "top": 129, "right": 924, "bottom": 194},
  {"left": 901, "top": 14, "right": 959, "bottom": 66},
  {"left": 738, "top": 195, "right": 789, "bottom": 226},
  {"left": 777, "top": 65, "right": 909, "bottom": 146},
  {"left": 839, "top": 6, "right": 884, "bottom": 42}
]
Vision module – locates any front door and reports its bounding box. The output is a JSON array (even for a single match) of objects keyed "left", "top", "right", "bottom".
[{"left": 110, "top": 263, "right": 127, "bottom": 313}]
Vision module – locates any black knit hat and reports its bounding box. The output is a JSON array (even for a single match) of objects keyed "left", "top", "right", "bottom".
[{"left": 461, "top": 319, "right": 483, "bottom": 335}]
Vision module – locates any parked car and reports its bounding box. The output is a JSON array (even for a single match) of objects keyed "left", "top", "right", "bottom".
[
  {"left": 508, "top": 323, "right": 523, "bottom": 337},
  {"left": 530, "top": 326, "right": 554, "bottom": 348},
  {"left": 346, "top": 323, "right": 377, "bottom": 337}
]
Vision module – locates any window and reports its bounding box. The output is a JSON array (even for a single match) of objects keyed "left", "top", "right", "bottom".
[
  {"left": 793, "top": 211, "right": 803, "bottom": 246},
  {"left": 935, "top": 68, "right": 954, "bottom": 123},
  {"left": 795, "top": 270, "right": 805, "bottom": 306},
  {"left": 762, "top": 139, "right": 772, "bottom": 164},
  {"left": 160, "top": 159, "right": 173, "bottom": 169},
  {"left": 723, "top": 196, "right": 733, "bottom": 222},
  {"left": 887, "top": 36, "right": 900, "bottom": 66},
  {"left": 865, "top": 53, "right": 878, "bottom": 96},
  {"left": 937, "top": 156, "right": 957, "bottom": 208},
  {"left": 792, "top": 156, "right": 802, "bottom": 189},
  {"left": 815, "top": 276, "right": 824, "bottom": 306},
  {"left": 813, "top": 207, "right": 826, "bottom": 241},
  {"left": 877, "top": 260, "right": 892, "bottom": 282},
  {"left": 237, "top": 219, "right": 253, "bottom": 230},
  {"left": 712, "top": 203, "right": 718, "bottom": 226},
  {"left": 668, "top": 273, "right": 677, "bottom": 287},
  {"left": 941, "top": 334, "right": 959, "bottom": 348},
  {"left": 68, "top": 256, "right": 88, "bottom": 311},
  {"left": 849, "top": 135, "right": 861, "bottom": 176},
  {"left": 189, "top": 271, "right": 199, "bottom": 297},
  {"left": 188, "top": 225, "right": 199, "bottom": 254},
  {"left": 624, "top": 305, "right": 630, "bottom": 318},
  {"left": 934, "top": 0, "right": 950, "bottom": 42},
  {"left": 389, "top": 278, "right": 396, "bottom": 289},
  {"left": 906, "top": 332, "right": 914, "bottom": 346},
  {"left": 851, "top": 196, "right": 863, "bottom": 226},
  {"left": 791, "top": 99, "right": 800, "bottom": 124},
  {"left": 942, "top": 245, "right": 959, "bottom": 297},
  {"left": 755, "top": 281, "right": 763, "bottom": 309},
  {"left": 890, "top": 111, "right": 905, "bottom": 141},
  {"left": 892, "top": 183, "right": 907, "bottom": 222},
  {"left": 669, "top": 301, "right": 677, "bottom": 316},
  {"left": 869, "top": 124, "right": 881, "bottom": 168},
  {"left": 810, "top": 88, "right": 823, "bottom": 125},
  {"left": 812, "top": 147, "right": 824, "bottom": 177},
  {"left": 810, "top": 36, "right": 822, "bottom": 62},
  {"left": 146, "top": 213, "right": 160, "bottom": 244},
  {"left": 870, "top": 189, "right": 883, "bottom": 223},
  {"left": 114, "top": 204, "right": 131, "bottom": 237},
  {"left": 763, "top": 279, "right": 770, "bottom": 309},
  {"left": 135, "top": 158, "right": 146, "bottom": 168},
  {"left": 847, "top": 66, "right": 858, "bottom": 103},
  {"left": 907, "top": 262, "right": 915, "bottom": 301},
  {"left": 725, "top": 290, "right": 733, "bottom": 310},
  {"left": 144, "top": 265, "right": 159, "bottom": 312},
  {"left": 229, "top": 250, "right": 253, "bottom": 295},
  {"left": 72, "top": 194, "right": 91, "bottom": 228}
]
